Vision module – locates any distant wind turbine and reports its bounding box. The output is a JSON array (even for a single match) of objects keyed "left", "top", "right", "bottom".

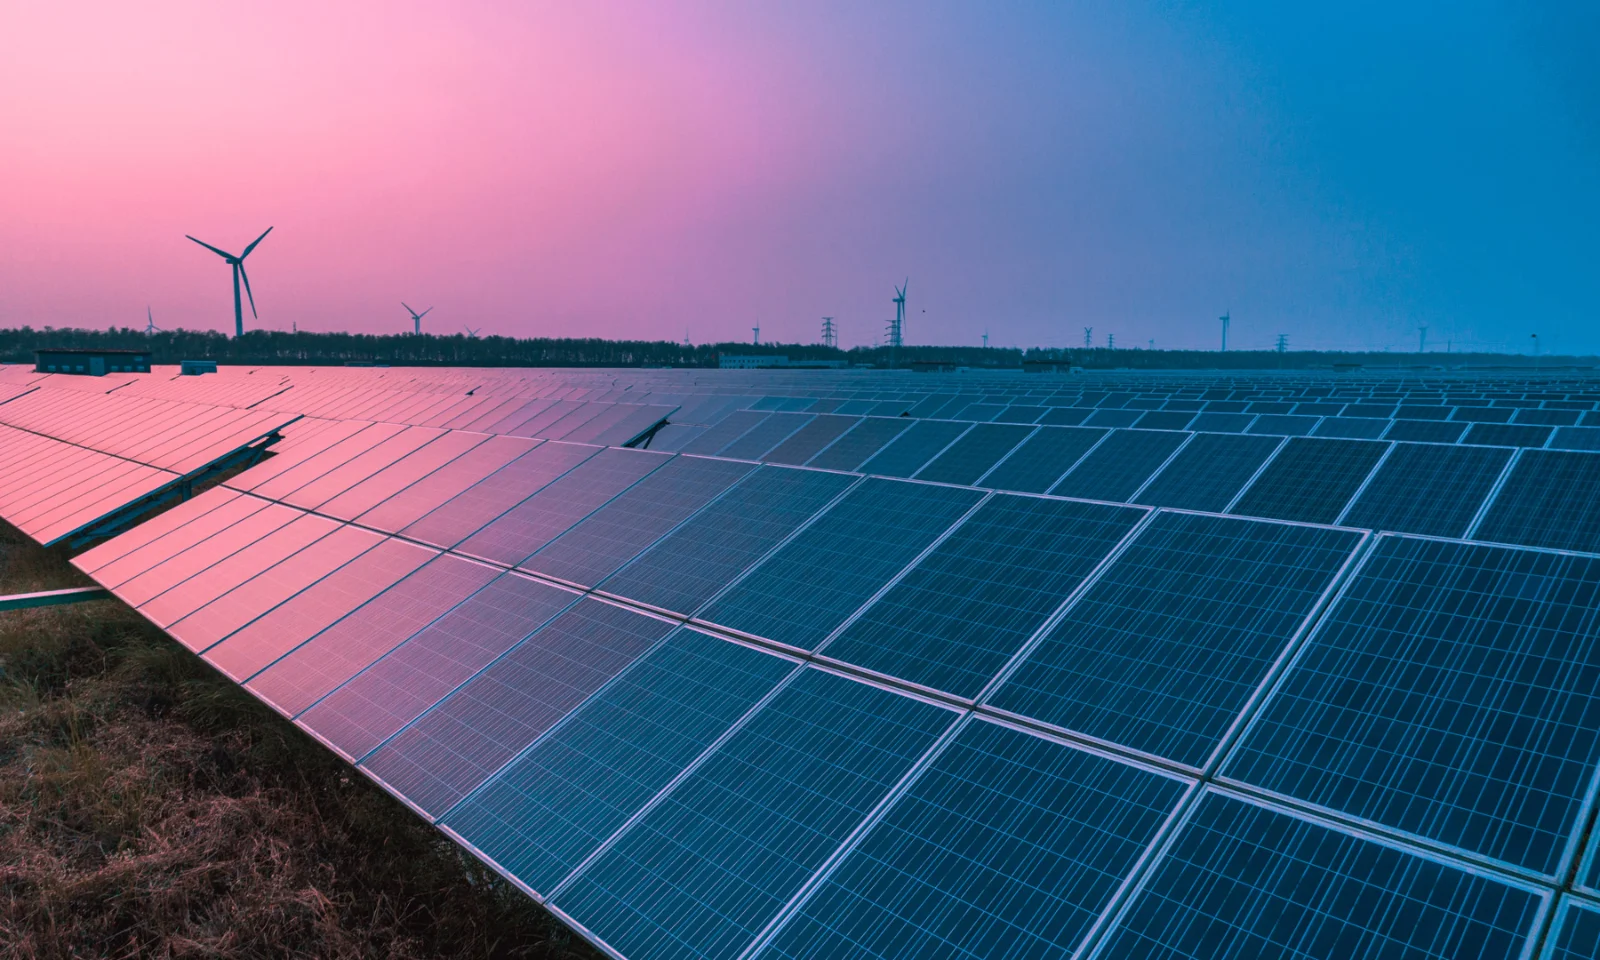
[
  {"left": 403, "top": 302, "right": 433, "bottom": 335},
  {"left": 145, "top": 306, "right": 161, "bottom": 334},
  {"left": 464, "top": 325, "right": 481, "bottom": 338},
  {"left": 186, "top": 227, "right": 272, "bottom": 337}
]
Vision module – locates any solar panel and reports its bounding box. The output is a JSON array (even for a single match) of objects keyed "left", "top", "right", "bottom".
[
  {"left": 1229, "top": 437, "right": 1388, "bottom": 524},
  {"left": 518, "top": 456, "right": 753, "bottom": 588},
  {"left": 297, "top": 571, "right": 579, "bottom": 761},
  {"left": 315, "top": 430, "right": 493, "bottom": 522},
  {"left": 762, "top": 719, "right": 1187, "bottom": 960},
  {"left": 1225, "top": 535, "right": 1600, "bottom": 876},
  {"left": 139, "top": 512, "right": 342, "bottom": 628},
  {"left": 1383, "top": 419, "right": 1467, "bottom": 443},
  {"left": 819, "top": 494, "right": 1144, "bottom": 698},
  {"left": 1050, "top": 429, "right": 1188, "bottom": 503},
  {"left": 718, "top": 412, "right": 814, "bottom": 460},
  {"left": 441, "top": 629, "right": 796, "bottom": 894},
  {"left": 1474, "top": 450, "right": 1600, "bottom": 553},
  {"left": 550, "top": 667, "right": 958, "bottom": 960},
  {"left": 912, "top": 423, "right": 1034, "bottom": 486},
  {"left": 401, "top": 441, "right": 597, "bottom": 548},
  {"left": 1465, "top": 422, "right": 1552, "bottom": 448},
  {"left": 975, "top": 426, "right": 1105, "bottom": 493},
  {"left": 697, "top": 478, "right": 984, "bottom": 649},
  {"left": 1133, "top": 433, "right": 1282, "bottom": 512},
  {"left": 1095, "top": 790, "right": 1543, "bottom": 959},
  {"left": 804, "top": 417, "right": 914, "bottom": 471},
  {"left": 678, "top": 410, "right": 771, "bottom": 456},
  {"left": 761, "top": 415, "right": 860, "bottom": 466},
  {"left": 989, "top": 512, "right": 1361, "bottom": 767},
  {"left": 454, "top": 447, "right": 666, "bottom": 566},
  {"left": 246, "top": 554, "right": 501, "bottom": 717},
  {"left": 858, "top": 420, "right": 972, "bottom": 478},
  {"left": 599, "top": 466, "right": 856, "bottom": 615},
  {"left": 1548, "top": 899, "right": 1600, "bottom": 960},
  {"left": 359, "top": 598, "right": 680, "bottom": 818},
  {"left": 1338, "top": 442, "right": 1511, "bottom": 537},
  {"left": 112, "top": 500, "right": 303, "bottom": 607}
]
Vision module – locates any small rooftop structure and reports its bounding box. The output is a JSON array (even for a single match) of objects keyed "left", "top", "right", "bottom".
[
  {"left": 180, "top": 359, "right": 218, "bottom": 376},
  {"left": 35, "top": 348, "right": 151, "bottom": 376}
]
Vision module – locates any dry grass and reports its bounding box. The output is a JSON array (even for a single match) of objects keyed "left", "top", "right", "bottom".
[{"left": 0, "top": 526, "right": 599, "bottom": 960}]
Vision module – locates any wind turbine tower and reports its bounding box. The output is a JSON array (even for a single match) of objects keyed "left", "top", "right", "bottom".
[
  {"left": 887, "top": 280, "right": 907, "bottom": 368},
  {"left": 145, "top": 307, "right": 161, "bottom": 335},
  {"left": 186, "top": 227, "right": 273, "bottom": 337},
  {"left": 1419, "top": 323, "right": 1428, "bottom": 353},
  {"left": 1220, "top": 312, "right": 1230, "bottom": 352},
  {"left": 403, "top": 302, "right": 433, "bottom": 335},
  {"left": 821, "top": 317, "right": 836, "bottom": 349},
  {"left": 982, "top": 329, "right": 989, "bottom": 349},
  {"left": 752, "top": 325, "right": 760, "bottom": 345}
]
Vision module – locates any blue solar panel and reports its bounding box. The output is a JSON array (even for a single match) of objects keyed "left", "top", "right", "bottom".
[
  {"left": 1474, "top": 450, "right": 1600, "bottom": 553},
  {"left": 358, "top": 598, "right": 678, "bottom": 818},
  {"left": 520, "top": 456, "right": 753, "bottom": 587},
  {"left": 698, "top": 478, "right": 983, "bottom": 649},
  {"left": 820, "top": 494, "right": 1144, "bottom": 698},
  {"left": 600, "top": 467, "right": 856, "bottom": 615},
  {"left": 1225, "top": 535, "right": 1600, "bottom": 876},
  {"left": 913, "top": 423, "right": 1034, "bottom": 486},
  {"left": 1312, "top": 417, "right": 1390, "bottom": 440},
  {"left": 977, "top": 426, "right": 1105, "bottom": 494},
  {"left": 762, "top": 719, "right": 1186, "bottom": 960},
  {"left": 989, "top": 512, "right": 1360, "bottom": 767},
  {"left": 1548, "top": 899, "right": 1600, "bottom": 960},
  {"left": 1338, "top": 442, "right": 1511, "bottom": 537},
  {"left": 720, "top": 412, "right": 814, "bottom": 460},
  {"left": 1134, "top": 433, "right": 1282, "bottom": 512},
  {"left": 1051, "top": 429, "right": 1188, "bottom": 503},
  {"left": 1096, "top": 791, "right": 1543, "bottom": 959},
  {"left": 295, "top": 571, "right": 578, "bottom": 761},
  {"left": 804, "top": 417, "right": 913, "bottom": 471},
  {"left": 858, "top": 420, "right": 972, "bottom": 478},
  {"left": 1230, "top": 437, "right": 1387, "bottom": 524},
  {"left": 762, "top": 415, "right": 860, "bottom": 466},
  {"left": 1465, "top": 422, "right": 1552, "bottom": 448},
  {"left": 552, "top": 668, "right": 957, "bottom": 960},
  {"left": 1383, "top": 419, "right": 1466, "bottom": 444},
  {"left": 441, "top": 630, "right": 795, "bottom": 895}
]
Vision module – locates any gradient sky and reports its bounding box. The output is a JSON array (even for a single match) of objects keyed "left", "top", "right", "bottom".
[{"left": 1, "top": 1, "right": 1595, "bottom": 352}]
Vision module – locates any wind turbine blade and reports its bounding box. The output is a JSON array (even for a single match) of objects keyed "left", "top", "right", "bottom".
[
  {"left": 239, "top": 263, "right": 259, "bottom": 318},
  {"left": 419, "top": 307, "right": 433, "bottom": 319},
  {"left": 241, "top": 226, "right": 274, "bottom": 258},
  {"left": 186, "top": 235, "right": 236, "bottom": 259},
  {"left": 402, "top": 302, "right": 416, "bottom": 316}
]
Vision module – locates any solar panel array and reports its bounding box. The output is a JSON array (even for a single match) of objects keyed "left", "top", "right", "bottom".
[{"left": 4, "top": 361, "right": 1600, "bottom": 958}]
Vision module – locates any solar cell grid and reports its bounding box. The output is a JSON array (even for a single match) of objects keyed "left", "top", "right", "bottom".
[
  {"left": 697, "top": 477, "right": 984, "bottom": 650},
  {"left": 989, "top": 511, "right": 1361, "bottom": 767},
  {"left": 858, "top": 419, "right": 972, "bottom": 478},
  {"left": 600, "top": 466, "right": 857, "bottom": 615},
  {"left": 204, "top": 536, "right": 437, "bottom": 681},
  {"left": 454, "top": 447, "right": 666, "bottom": 566},
  {"left": 820, "top": 494, "right": 1145, "bottom": 698},
  {"left": 1051, "top": 429, "right": 1189, "bottom": 503},
  {"left": 442, "top": 630, "right": 797, "bottom": 894},
  {"left": 246, "top": 554, "right": 500, "bottom": 717},
  {"left": 111, "top": 499, "right": 301, "bottom": 606},
  {"left": 400, "top": 440, "right": 597, "bottom": 548},
  {"left": 520, "top": 455, "right": 753, "bottom": 587},
  {"left": 280, "top": 426, "right": 445, "bottom": 511},
  {"left": 140, "top": 512, "right": 342, "bottom": 628},
  {"left": 1547, "top": 900, "right": 1600, "bottom": 960},
  {"left": 762, "top": 719, "right": 1187, "bottom": 960},
  {"left": 552, "top": 667, "right": 958, "bottom": 960},
  {"left": 354, "top": 434, "right": 539, "bottom": 533},
  {"left": 297, "top": 571, "right": 578, "bottom": 761},
  {"left": 1474, "top": 450, "right": 1600, "bottom": 553},
  {"left": 1225, "top": 535, "right": 1600, "bottom": 876},
  {"left": 804, "top": 416, "right": 912, "bottom": 471},
  {"left": 1229, "top": 436, "right": 1388, "bottom": 524},
  {"left": 1338, "top": 442, "right": 1511, "bottom": 537},
  {"left": 360, "top": 599, "right": 680, "bottom": 818},
  {"left": 972, "top": 425, "right": 1105, "bottom": 493},
  {"left": 315, "top": 429, "right": 489, "bottom": 521},
  {"left": 761, "top": 415, "right": 860, "bottom": 465},
  {"left": 912, "top": 422, "right": 1034, "bottom": 486},
  {"left": 1094, "top": 790, "right": 1543, "bottom": 960},
  {"left": 1134, "top": 432, "right": 1282, "bottom": 512}
]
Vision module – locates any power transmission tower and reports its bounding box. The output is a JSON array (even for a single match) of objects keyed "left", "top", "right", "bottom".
[
  {"left": 1276, "top": 334, "right": 1288, "bottom": 353},
  {"left": 1107, "top": 333, "right": 1115, "bottom": 350},
  {"left": 821, "top": 317, "right": 836, "bottom": 349},
  {"left": 1083, "top": 327, "right": 1093, "bottom": 349}
]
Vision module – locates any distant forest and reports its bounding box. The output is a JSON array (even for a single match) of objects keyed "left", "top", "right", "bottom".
[{"left": 0, "top": 326, "right": 1588, "bottom": 371}]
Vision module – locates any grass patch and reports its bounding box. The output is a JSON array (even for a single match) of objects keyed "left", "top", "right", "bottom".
[{"left": 0, "top": 525, "right": 598, "bottom": 959}]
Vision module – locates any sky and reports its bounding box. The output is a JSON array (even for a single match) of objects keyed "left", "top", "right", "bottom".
[{"left": 1, "top": 1, "right": 1595, "bottom": 353}]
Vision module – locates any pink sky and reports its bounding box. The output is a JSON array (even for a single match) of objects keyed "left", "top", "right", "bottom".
[{"left": 2, "top": 2, "right": 1595, "bottom": 351}]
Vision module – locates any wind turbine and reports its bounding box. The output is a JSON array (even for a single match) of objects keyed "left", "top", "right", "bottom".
[
  {"left": 403, "top": 302, "right": 433, "bottom": 335},
  {"left": 464, "top": 325, "right": 481, "bottom": 338},
  {"left": 186, "top": 227, "right": 272, "bottom": 337},
  {"left": 145, "top": 307, "right": 161, "bottom": 334},
  {"left": 887, "top": 280, "right": 907, "bottom": 369}
]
